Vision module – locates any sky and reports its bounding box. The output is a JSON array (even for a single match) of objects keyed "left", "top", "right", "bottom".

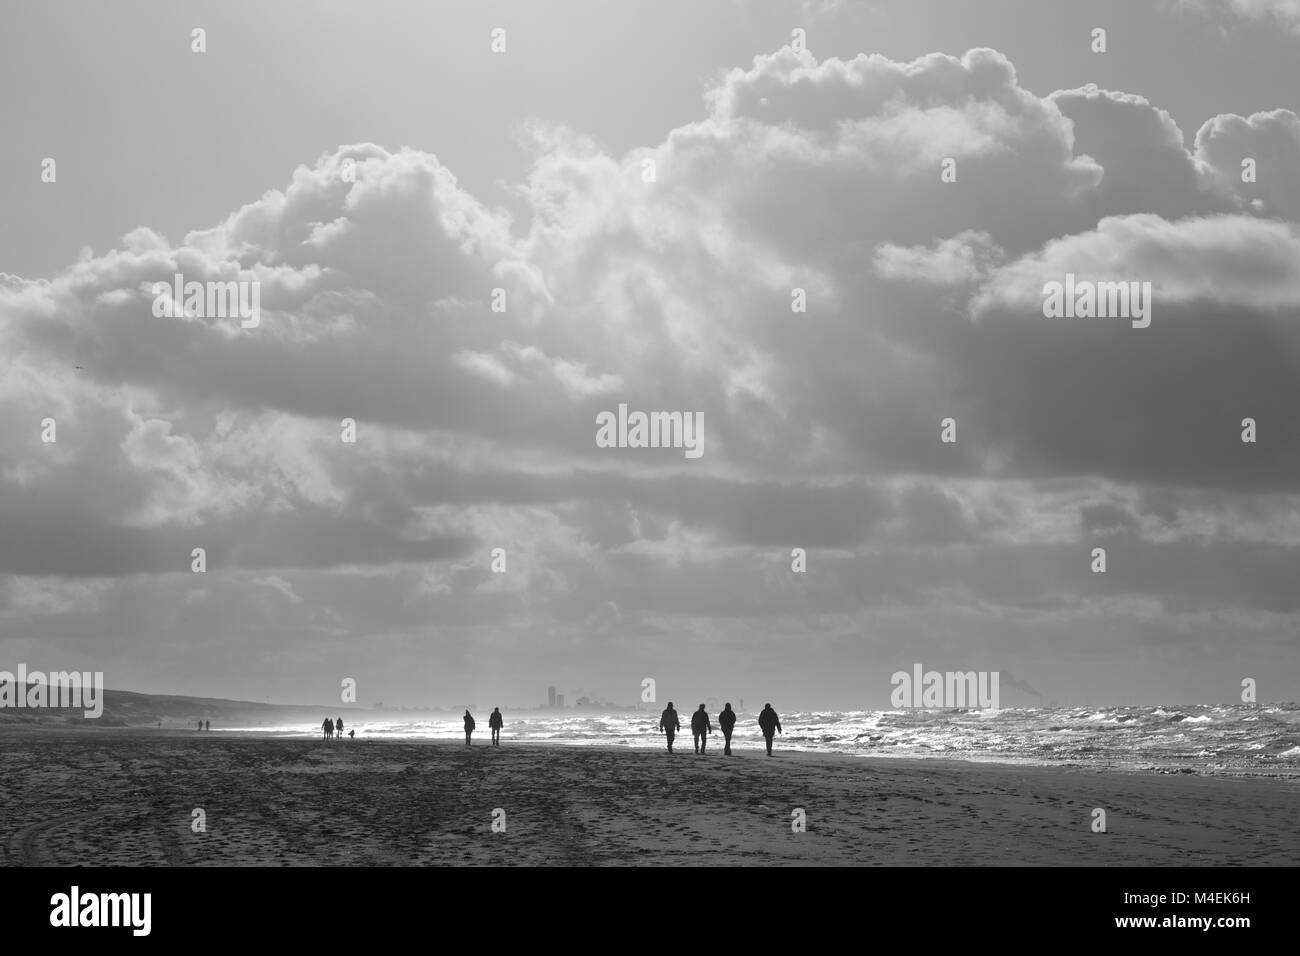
[{"left": 1, "top": 0, "right": 1299, "bottom": 711}]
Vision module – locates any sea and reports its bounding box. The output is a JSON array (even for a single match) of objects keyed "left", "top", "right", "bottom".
[{"left": 222, "top": 702, "right": 1300, "bottom": 776}]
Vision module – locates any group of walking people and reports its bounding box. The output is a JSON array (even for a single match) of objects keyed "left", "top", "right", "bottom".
[
  {"left": 659, "top": 702, "right": 784, "bottom": 755},
  {"left": 314, "top": 701, "right": 784, "bottom": 754},
  {"left": 321, "top": 716, "right": 353, "bottom": 740},
  {"left": 462, "top": 707, "right": 505, "bottom": 745}
]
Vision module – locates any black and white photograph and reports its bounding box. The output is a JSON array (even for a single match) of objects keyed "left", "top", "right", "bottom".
[{"left": 0, "top": 0, "right": 1296, "bottom": 931}]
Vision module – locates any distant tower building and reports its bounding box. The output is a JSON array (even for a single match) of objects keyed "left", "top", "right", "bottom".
[
  {"left": 548, "top": 686, "right": 557, "bottom": 708},
  {"left": 739, "top": 697, "right": 745, "bottom": 713},
  {"left": 556, "top": 694, "right": 565, "bottom": 708}
]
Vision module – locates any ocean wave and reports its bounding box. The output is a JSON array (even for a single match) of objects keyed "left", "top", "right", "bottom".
[{"left": 217, "top": 702, "right": 1300, "bottom": 775}]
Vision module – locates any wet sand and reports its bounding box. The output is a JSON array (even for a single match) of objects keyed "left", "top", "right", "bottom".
[{"left": 1, "top": 728, "right": 1296, "bottom": 866}]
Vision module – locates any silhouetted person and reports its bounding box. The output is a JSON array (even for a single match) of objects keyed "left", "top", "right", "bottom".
[
  {"left": 691, "top": 704, "right": 712, "bottom": 754},
  {"left": 489, "top": 707, "right": 503, "bottom": 746},
  {"left": 464, "top": 709, "right": 476, "bottom": 746},
  {"left": 719, "top": 702, "right": 737, "bottom": 755},
  {"left": 323, "top": 717, "right": 334, "bottom": 740},
  {"left": 204, "top": 720, "right": 210, "bottom": 732},
  {"left": 335, "top": 717, "right": 344, "bottom": 738},
  {"left": 659, "top": 702, "right": 680, "bottom": 753},
  {"left": 758, "top": 703, "right": 782, "bottom": 756},
  {"left": 348, "top": 729, "right": 354, "bottom": 739},
  {"left": 197, "top": 719, "right": 203, "bottom": 731}
]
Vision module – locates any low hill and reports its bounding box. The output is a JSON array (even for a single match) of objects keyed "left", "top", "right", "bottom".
[{"left": 0, "top": 684, "right": 365, "bottom": 729}]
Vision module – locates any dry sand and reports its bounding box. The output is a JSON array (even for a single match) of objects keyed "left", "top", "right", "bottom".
[{"left": 1, "top": 728, "right": 1296, "bottom": 866}]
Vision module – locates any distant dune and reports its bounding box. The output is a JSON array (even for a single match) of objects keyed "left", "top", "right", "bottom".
[{"left": 0, "top": 685, "right": 363, "bottom": 729}]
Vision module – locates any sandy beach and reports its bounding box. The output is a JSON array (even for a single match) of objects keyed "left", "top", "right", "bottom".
[{"left": 1, "top": 728, "right": 1296, "bottom": 866}]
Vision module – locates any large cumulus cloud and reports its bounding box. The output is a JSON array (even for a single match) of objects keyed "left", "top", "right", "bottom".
[{"left": 2, "top": 43, "right": 1298, "bottom": 706}]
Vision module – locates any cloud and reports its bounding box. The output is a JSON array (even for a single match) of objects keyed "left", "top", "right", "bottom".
[
  {"left": 1050, "top": 85, "right": 1227, "bottom": 220},
  {"left": 2, "top": 43, "right": 1299, "bottom": 704},
  {"left": 973, "top": 213, "right": 1300, "bottom": 315},
  {"left": 1196, "top": 0, "right": 1300, "bottom": 33},
  {"left": 1194, "top": 108, "right": 1300, "bottom": 219},
  {"left": 1080, "top": 503, "right": 1141, "bottom": 537},
  {"left": 874, "top": 231, "right": 1005, "bottom": 286}
]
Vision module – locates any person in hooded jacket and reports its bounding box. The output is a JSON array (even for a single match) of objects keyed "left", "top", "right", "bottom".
[
  {"left": 659, "top": 702, "right": 681, "bottom": 753},
  {"left": 463, "top": 709, "right": 476, "bottom": 746},
  {"left": 757, "top": 703, "right": 783, "bottom": 756},
  {"left": 691, "top": 704, "right": 713, "bottom": 754},
  {"left": 718, "top": 702, "right": 737, "bottom": 755}
]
